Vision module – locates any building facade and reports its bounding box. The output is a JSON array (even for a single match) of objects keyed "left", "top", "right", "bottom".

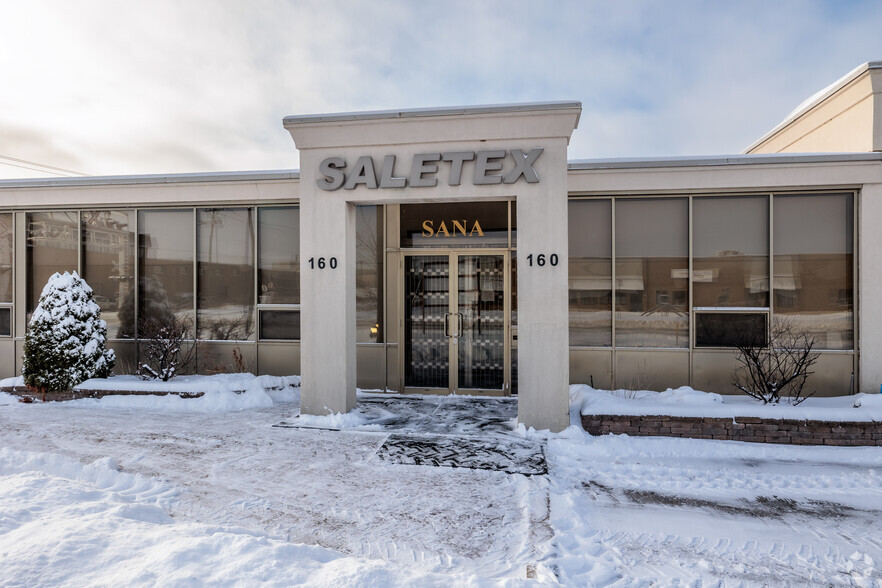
[{"left": 2, "top": 63, "right": 881, "bottom": 431}]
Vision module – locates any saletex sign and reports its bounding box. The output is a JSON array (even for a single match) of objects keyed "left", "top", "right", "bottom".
[{"left": 316, "top": 148, "right": 543, "bottom": 191}]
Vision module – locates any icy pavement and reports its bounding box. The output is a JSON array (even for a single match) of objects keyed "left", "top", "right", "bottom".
[
  {"left": 277, "top": 394, "right": 547, "bottom": 475},
  {"left": 1, "top": 387, "right": 882, "bottom": 586}
]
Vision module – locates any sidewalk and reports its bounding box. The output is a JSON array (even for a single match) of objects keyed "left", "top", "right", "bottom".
[{"left": 276, "top": 393, "right": 547, "bottom": 475}]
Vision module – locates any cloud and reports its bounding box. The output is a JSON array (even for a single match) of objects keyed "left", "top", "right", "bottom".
[{"left": 0, "top": 0, "right": 880, "bottom": 178}]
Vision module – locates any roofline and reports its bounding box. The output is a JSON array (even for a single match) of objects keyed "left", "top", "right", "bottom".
[
  {"left": 283, "top": 101, "right": 582, "bottom": 126},
  {"left": 1, "top": 153, "right": 876, "bottom": 187},
  {"left": 0, "top": 169, "right": 300, "bottom": 189},
  {"left": 744, "top": 61, "right": 882, "bottom": 153},
  {"left": 567, "top": 152, "right": 882, "bottom": 170}
]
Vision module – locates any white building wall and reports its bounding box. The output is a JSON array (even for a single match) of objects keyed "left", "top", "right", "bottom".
[{"left": 285, "top": 104, "right": 581, "bottom": 431}]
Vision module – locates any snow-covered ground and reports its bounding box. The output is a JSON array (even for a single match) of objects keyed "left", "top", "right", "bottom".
[
  {"left": 1, "top": 378, "right": 881, "bottom": 586},
  {"left": 572, "top": 384, "right": 882, "bottom": 421}
]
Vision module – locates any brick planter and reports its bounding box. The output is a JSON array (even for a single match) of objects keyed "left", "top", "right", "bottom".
[
  {"left": 581, "top": 414, "right": 882, "bottom": 446},
  {"left": 1, "top": 385, "right": 204, "bottom": 402}
]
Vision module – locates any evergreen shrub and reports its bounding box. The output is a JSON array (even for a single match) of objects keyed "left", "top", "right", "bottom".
[{"left": 22, "top": 271, "right": 115, "bottom": 393}]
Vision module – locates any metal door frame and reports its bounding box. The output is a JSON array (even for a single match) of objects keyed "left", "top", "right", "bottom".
[{"left": 400, "top": 249, "right": 511, "bottom": 396}]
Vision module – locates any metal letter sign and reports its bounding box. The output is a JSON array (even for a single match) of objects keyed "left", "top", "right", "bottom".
[{"left": 316, "top": 148, "right": 543, "bottom": 191}]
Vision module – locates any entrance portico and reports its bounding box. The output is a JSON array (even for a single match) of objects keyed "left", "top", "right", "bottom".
[{"left": 284, "top": 102, "right": 581, "bottom": 432}]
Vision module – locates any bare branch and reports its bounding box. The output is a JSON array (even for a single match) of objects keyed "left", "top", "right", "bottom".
[{"left": 732, "top": 318, "right": 820, "bottom": 405}]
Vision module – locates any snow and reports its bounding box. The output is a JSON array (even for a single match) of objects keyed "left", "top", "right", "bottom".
[
  {"left": 1, "top": 377, "right": 882, "bottom": 585},
  {"left": 0, "top": 448, "right": 453, "bottom": 587},
  {"left": 1, "top": 373, "right": 301, "bottom": 412},
  {"left": 572, "top": 384, "right": 882, "bottom": 422}
]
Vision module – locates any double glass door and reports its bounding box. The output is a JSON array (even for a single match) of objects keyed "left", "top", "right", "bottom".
[{"left": 403, "top": 252, "right": 510, "bottom": 395}]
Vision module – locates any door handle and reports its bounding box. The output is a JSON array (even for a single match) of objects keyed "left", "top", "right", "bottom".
[
  {"left": 444, "top": 313, "right": 450, "bottom": 338},
  {"left": 455, "top": 313, "right": 464, "bottom": 339}
]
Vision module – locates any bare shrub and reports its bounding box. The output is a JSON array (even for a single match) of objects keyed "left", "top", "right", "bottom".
[
  {"left": 232, "top": 346, "right": 250, "bottom": 373},
  {"left": 732, "top": 320, "right": 820, "bottom": 405},
  {"left": 137, "top": 317, "right": 196, "bottom": 381}
]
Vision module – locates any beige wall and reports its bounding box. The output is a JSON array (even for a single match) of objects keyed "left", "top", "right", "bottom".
[{"left": 747, "top": 63, "right": 882, "bottom": 154}]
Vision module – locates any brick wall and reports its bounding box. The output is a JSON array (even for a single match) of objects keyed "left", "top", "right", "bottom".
[{"left": 581, "top": 414, "right": 882, "bottom": 446}]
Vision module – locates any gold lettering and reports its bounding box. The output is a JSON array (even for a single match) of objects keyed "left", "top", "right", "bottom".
[
  {"left": 436, "top": 220, "right": 450, "bottom": 237},
  {"left": 452, "top": 220, "right": 467, "bottom": 236},
  {"left": 421, "top": 220, "right": 434, "bottom": 237},
  {"left": 469, "top": 220, "right": 484, "bottom": 237}
]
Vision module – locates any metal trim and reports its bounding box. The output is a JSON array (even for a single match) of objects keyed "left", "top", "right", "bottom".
[{"left": 283, "top": 101, "right": 582, "bottom": 126}]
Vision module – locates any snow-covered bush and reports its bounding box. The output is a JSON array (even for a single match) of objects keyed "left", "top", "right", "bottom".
[{"left": 22, "top": 271, "right": 115, "bottom": 392}]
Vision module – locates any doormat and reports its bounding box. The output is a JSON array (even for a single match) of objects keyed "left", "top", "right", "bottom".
[{"left": 375, "top": 433, "right": 547, "bottom": 476}]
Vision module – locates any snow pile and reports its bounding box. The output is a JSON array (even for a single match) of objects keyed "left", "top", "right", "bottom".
[
  {"left": 655, "top": 385, "right": 723, "bottom": 405},
  {"left": 571, "top": 384, "right": 882, "bottom": 421},
  {"left": 0, "top": 373, "right": 300, "bottom": 413},
  {"left": 0, "top": 447, "right": 179, "bottom": 508},
  {"left": 0, "top": 448, "right": 460, "bottom": 587},
  {"left": 295, "top": 410, "right": 371, "bottom": 428}
]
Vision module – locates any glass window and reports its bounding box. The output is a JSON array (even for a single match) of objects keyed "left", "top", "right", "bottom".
[
  {"left": 258, "top": 207, "right": 299, "bottom": 304},
  {"left": 27, "top": 211, "right": 79, "bottom": 320},
  {"left": 0, "top": 307, "right": 10, "bottom": 337},
  {"left": 400, "top": 201, "right": 509, "bottom": 248},
  {"left": 773, "top": 193, "right": 853, "bottom": 350},
  {"left": 259, "top": 309, "right": 300, "bottom": 340},
  {"left": 568, "top": 199, "right": 612, "bottom": 346},
  {"left": 0, "top": 213, "right": 12, "bottom": 304},
  {"left": 196, "top": 208, "right": 255, "bottom": 340},
  {"left": 693, "top": 196, "right": 769, "bottom": 308},
  {"left": 695, "top": 312, "right": 768, "bottom": 348},
  {"left": 615, "top": 198, "right": 688, "bottom": 347},
  {"left": 356, "top": 205, "right": 383, "bottom": 342},
  {"left": 82, "top": 211, "right": 135, "bottom": 339},
  {"left": 138, "top": 209, "right": 194, "bottom": 334}
]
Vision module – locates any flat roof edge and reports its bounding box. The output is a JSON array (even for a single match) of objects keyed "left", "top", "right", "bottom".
[
  {"left": 567, "top": 152, "right": 882, "bottom": 170},
  {"left": 0, "top": 169, "right": 301, "bottom": 189},
  {"left": 744, "top": 61, "right": 882, "bottom": 153},
  {"left": 283, "top": 101, "right": 582, "bottom": 126}
]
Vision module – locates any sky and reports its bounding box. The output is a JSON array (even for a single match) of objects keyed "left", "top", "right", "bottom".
[{"left": 1, "top": 0, "right": 881, "bottom": 179}]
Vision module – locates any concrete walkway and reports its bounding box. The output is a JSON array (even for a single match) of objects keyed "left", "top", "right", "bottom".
[{"left": 276, "top": 393, "right": 547, "bottom": 474}]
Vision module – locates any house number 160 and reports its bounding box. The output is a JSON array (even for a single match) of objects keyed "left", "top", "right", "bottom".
[
  {"left": 526, "top": 253, "right": 558, "bottom": 267},
  {"left": 308, "top": 257, "right": 337, "bottom": 269}
]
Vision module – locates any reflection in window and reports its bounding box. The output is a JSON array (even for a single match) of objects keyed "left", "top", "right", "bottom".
[
  {"left": 259, "top": 310, "right": 300, "bottom": 340},
  {"left": 356, "top": 206, "right": 383, "bottom": 342},
  {"left": 197, "top": 209, "right": 254, "bottom": 340},
  {"left": 137, "top": 210, "right": 194, "bottom": 336},
  {"left": 82, "top": 211, "right": 135, "bottom": 339},
  {"left": 0, "top": 213, "right": 12, "bottom": 304},
  {"left": 568, "top": 199, "right": 612, "bottom": 346},
  {"left": 693, "top": 196, "right": 769, "bottom": 308},
  {"left": 258, "top": 207, "right": 299, "bottom": 304},
  {"left": 615, "top": 198, "right": 688, "bottom": 347},
  {"left": 27, "top": 211, "right": 78, "bottom": 321},
  {"left": 774, "top": 194, "right": 853, "bottom": 350}
]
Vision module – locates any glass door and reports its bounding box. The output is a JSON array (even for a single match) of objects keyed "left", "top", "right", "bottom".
[
  {"left": 403, "top": 251, "right": 509, "bottom": 395},
  {"left": 404, "top": 255, "right": 451, "bottom": 390}
]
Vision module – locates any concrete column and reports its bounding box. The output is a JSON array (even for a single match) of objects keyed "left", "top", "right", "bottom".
[
  {"left": 299, "top": 181, "right": 357, "bottom": 415},
  {"left": 516, "top": 142, "right": 570, "bottom": 432},
  {"left": 859, "top": 182, "right": 882, "bottom": 394}
]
